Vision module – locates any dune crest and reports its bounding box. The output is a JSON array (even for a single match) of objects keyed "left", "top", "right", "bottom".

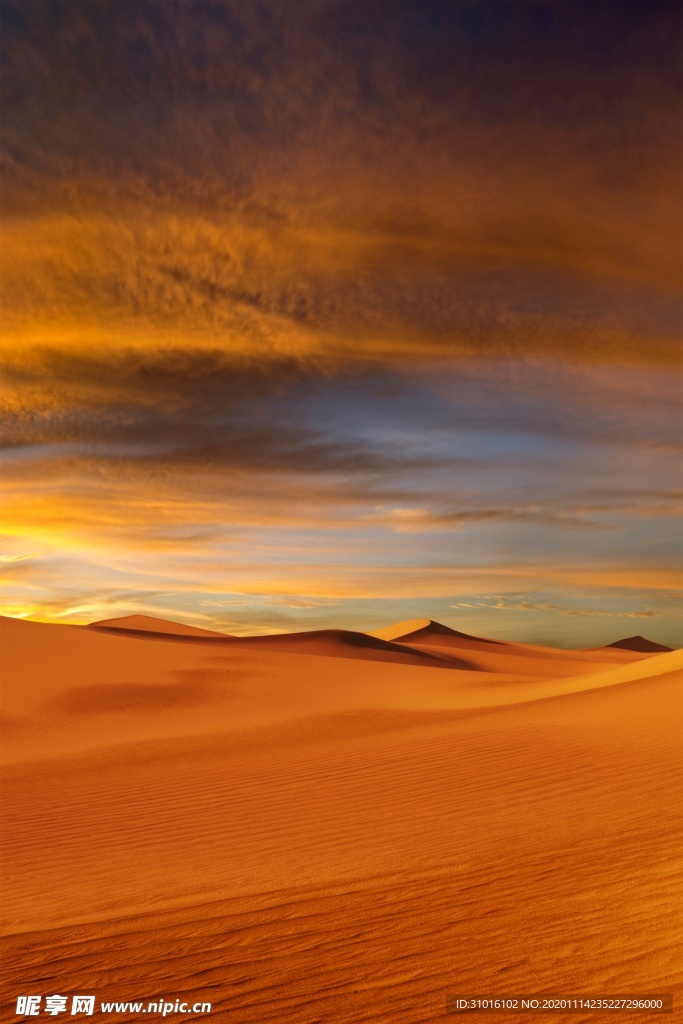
[
  {"left": 370, "top": 617, "right": 501, "bottom": 645},
  {"left": 88, "top": 614, "right": 231, "bottom": 637},
  {"left": 604, "top": 634, "right": 674, "bottom": 653},
  {"left": 84, "top": 618, "right": 472, "bottom": 668},
  {"left": 217, "top": 628, "right": 473, "bottom": 667}
]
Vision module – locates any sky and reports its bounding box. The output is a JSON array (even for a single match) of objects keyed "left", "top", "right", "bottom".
[{"left": 1, "top": 0, "right": 681, "bottom": 646}]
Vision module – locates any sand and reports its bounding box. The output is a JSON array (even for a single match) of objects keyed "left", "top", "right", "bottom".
[
  {"left": 1, "top": 614, "right": 681, "bottom": 1023},
  {"left": 90, "top": 614, "right": 234, "bottom": 638}
]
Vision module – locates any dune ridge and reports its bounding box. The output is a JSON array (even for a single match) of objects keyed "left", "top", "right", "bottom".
[
  {"left": 370, "top": 616, "right": 502, "bottom": 645},
  {"left": 85, "top": 620, "right": 465, "bottom": 668},
  {"left": 90, "top": 614, "right": 233, "bottom": 637}
]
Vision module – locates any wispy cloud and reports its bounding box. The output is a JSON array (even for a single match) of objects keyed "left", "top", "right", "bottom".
[{"left": 451, "top": 597, "right": 657, "bottom": 619}]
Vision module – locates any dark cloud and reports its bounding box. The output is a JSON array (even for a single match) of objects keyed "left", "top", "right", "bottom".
[
  {"left": 1, "top": 346, "right": 329, "bottom": 408},
  {"left": 1, "top": 348, "right": 436, "bottom": 480},
  {"left": 0, "top": 414, "right": 426, "bottom": 479},
  {"left": 3, "top": 346, "right": 681, "bottom": 490},
  {"left": 3, "top": 2, "right": 678, "bottom": 136}
]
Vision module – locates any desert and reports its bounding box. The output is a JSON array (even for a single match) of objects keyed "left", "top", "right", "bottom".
[
  {"left": 1, "top": 613, "right": 681, "bottom": 1022},
  {"left": 2, "top": 2, "right": 681, "bottom": 1022}
]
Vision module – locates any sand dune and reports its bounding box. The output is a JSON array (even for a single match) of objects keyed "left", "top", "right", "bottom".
[
  {"left": 1, "top": 614, "right": 681, "bottom": 1022},
  {"left": 188, "top": 627, "right": 473, "bottom": 667},
  {"left": 604, "top": 634, "right": 674, "bottom": 653},
  {"left": 89, "top": 613, "right": 233, "bottom": 637},
  {"left": 371, "top": 616, "right": 499, "bottom": 645},
  {"left": 374, "top": 617, "right": 658, "bottom": 675},
  {"left": 87, "top": 617, "right": 467, "bottom": 668}
]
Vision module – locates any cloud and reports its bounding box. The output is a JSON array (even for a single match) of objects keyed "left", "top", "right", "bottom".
[
  {"left": 1, "top": 347, "right": 444, "bottom": 486},
  {"left": 381, "top": 505, "right": 606, "bottom": 533},
  {"left": 451, "top": 597, "right": 657, "bottom": 619},
  {"left": 1, "top": 2, "right": 680, "bottom": 642},
  {"left": 1, "top": 2, "right": 679, "bottom": 365},
  {"left": 376, "top": 486, "right": 683, "bottom": 533}
]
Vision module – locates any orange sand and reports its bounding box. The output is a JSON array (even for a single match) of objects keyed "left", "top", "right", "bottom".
[{"left": 1, "top": 614, "right": 681, "bottom": 1023}]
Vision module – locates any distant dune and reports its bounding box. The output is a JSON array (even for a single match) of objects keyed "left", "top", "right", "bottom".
[
  {"left": 87, "top": 616, "right": 470, "bottom": 668},
  {"left": 207, "top": 627, "right": 474, "bottom": 668},
  {"left": 1, "top": 613, "right": 681, "bottom": 1023},
  {"left": 371, "top": 617, "right": 660, "bottom": 674},
  {"left": 370, "top": 616, "right": 500, "bottom": 645},
  {"left": 89, "top": 613, "right": 232, "bottom": 637},
  {"left": 604, "top": 634, "right": 674, "bottom": 653}
]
